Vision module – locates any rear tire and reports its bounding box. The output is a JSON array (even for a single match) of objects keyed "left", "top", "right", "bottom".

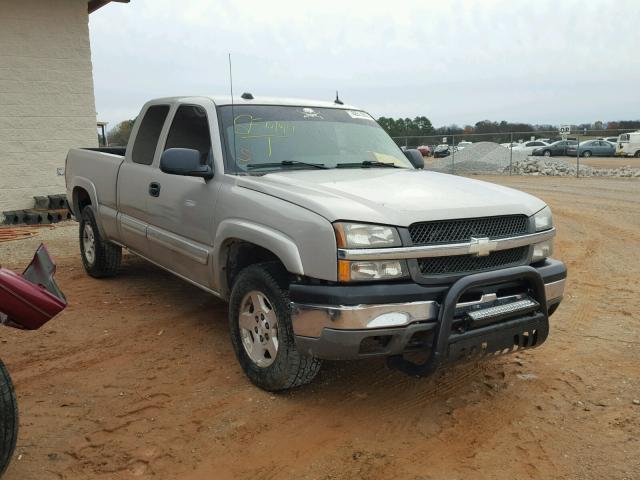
[
  {"left": 79, "top": 207, "right": 121, "bottom": 278},
  {"left": 634, "top": 150, "right": 640, "bottom": 158},
  {"left": 0, "top": 360, "right": 18, "bottom": 478},
  {"left": 228, "top": 263, "right": 322, "bottom": 391}
]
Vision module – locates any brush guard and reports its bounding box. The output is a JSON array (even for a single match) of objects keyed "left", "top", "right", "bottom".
[{"left": 386, "top": 266, "right": 548, "bottom": 377}]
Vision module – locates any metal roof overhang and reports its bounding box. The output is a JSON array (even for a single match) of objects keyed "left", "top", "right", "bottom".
[{"left": 88, "top": 0, "right": 130, "bottom": 14}]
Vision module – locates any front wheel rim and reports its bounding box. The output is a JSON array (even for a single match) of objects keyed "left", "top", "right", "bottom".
[
  {"left": 83, "top": 224, "right": 96, "bottom": 265},
  {"left": 239, "top": 290, "right": 279, "bottom": 367}
]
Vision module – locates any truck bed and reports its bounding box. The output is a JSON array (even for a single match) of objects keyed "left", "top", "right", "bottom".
[
  {"left": 66, "top": 147, "right": 126, "bottom": 217},
  {"left": 83, "top": 147, "right": 127, "bottom": 156}
]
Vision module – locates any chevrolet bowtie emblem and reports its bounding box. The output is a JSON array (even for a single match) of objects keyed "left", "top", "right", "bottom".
[{"left": 468, "top": 237, "right": 498, "bottom": 256}]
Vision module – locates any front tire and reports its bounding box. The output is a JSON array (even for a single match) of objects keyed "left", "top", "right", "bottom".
[
  {"left": 582, "top": 150, "right": 592, "bottom": 158},
  {"left": 0, "top": 360, "right": 18, "bottom": 478},
  {"left": 543, "top": 150, "right": 551, "bottom": 157},
  {"left": 228, "top": 263, "right": 321, "bottom": 391},
  {"left": 79, "top": 207, "right": 121, "bottom": 278}
]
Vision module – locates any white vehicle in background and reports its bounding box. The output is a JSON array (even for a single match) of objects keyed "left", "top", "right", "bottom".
[
  {"left": 616, "top": 131, "right": 640, "bottom": 157},
  {"left": 456, "top": 141, "right": 472, "bottom": 150},
  {"left": 512, "top": 140, "right": 550, "bottom": 156}
]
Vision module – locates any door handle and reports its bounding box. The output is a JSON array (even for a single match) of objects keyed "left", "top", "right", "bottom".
[{"left": 149, "top": 182, "right": 161, "bottom": 197}]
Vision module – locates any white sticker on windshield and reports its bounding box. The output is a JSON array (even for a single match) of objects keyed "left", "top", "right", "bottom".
[
  {"left": 347, "top": 110, "right": 374, "bottom": 121},
  {"left": 299, "top": 107, "right": 323, "bottom": 119}
]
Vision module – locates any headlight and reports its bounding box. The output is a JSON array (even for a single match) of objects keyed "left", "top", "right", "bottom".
[
  {"left": 338, "top": 259, "right": 408, "bottom": 282},
  {"left": 334, "top": 222, "right": 401, "bottom": 249},
  {"left": 533, "top": 206, "right": 553, "bottom": 232},
  {"left": 532, "top": 239, "right": 554, "bottom": 263}
]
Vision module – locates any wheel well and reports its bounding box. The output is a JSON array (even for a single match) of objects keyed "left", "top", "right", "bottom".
[
  {"left": 73, "top": 187, "right": 91, "bottom": 216},
  {"left": 223, "top": 241, "right": 284, "bottom": 295}
]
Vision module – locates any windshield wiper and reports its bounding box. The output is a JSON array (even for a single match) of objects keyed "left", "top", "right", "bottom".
[
  {"left": 336, "top": 160, "right": 403, "bottom": 169},
  {"left": 246, "top": 160, "right": 328, "bottom": 170}
]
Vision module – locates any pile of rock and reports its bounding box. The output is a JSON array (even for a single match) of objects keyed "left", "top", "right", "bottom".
[
  {"left": 506, "top": 158, "right": 640, "bottom": 177},
  {"left": 428, "top": 142, "right": 529, "bottom": 174}
]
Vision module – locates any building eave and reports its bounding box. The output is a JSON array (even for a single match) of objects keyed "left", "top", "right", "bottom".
[{"left": 88, "top": 0, "right": 130, "bottom": 14}]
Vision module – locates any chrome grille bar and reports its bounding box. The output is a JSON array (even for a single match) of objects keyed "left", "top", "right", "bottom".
[{"left": 337, "top": 228, "right": 555, "bottom": 261}]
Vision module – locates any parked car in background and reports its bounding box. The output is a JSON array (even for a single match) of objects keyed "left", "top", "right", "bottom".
[
  {"left": 512, "top": 140, "right": 550, "bottom": 156},
  {"left": 566, "top": 140, "right": 616, "bottom": 157},
  {"left": 433, "top": 144, "right": 450, "bottom": 157},
  {"left": 603, "top": 137, "right": 618, "bottom": 144},
  {"left": 500, "top": 142, "right": 519, "bottom": 148},
  {"left": 456, "top": 141, "right": 472, "bottom": 150},
  {"left": 616, "top": 131, "right": 640, "bottom": 157},
  {"left": 417, "top": 145, "right": 431, "bottom": 156},
  {"left": 532, "top": 140, "right": 578, "bottom": 157}
]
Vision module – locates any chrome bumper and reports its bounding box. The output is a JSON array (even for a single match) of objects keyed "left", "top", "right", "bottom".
[{"left": 291, "top": 277, "right": 565, "bottom": 338}]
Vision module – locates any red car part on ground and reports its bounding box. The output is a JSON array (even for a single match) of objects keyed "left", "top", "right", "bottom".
[
  {"left": 0, "top": 243, "right": 67, "bottom": 477},
  {"left": 0, "top": 243, "right": 66, "bottom": 330}
]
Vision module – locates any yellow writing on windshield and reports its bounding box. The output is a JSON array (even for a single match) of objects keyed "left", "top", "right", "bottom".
[{"left": 234, "top": 115, "right": 295, "bottom": 157}]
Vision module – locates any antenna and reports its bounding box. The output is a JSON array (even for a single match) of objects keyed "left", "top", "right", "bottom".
[
  {"left": 334, "top": 90, "right": 344, "bottom": 105},
  {"left": 228, "top": 53, "right": 238, "bottom": 174}
]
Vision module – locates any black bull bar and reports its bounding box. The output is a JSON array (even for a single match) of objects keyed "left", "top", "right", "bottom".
[{"left": 386, "top": 266, "right": 549, "bottom": 376}]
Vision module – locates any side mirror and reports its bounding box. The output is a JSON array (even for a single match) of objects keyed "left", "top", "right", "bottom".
[
  {"left": 160, "top": 148, "right": 213, "bottom": 179},
  {"left": 403, "top": 149, "right": 424, "bottom": 169}
]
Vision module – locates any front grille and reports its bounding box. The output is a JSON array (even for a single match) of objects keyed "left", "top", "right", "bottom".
[
  {"left": 409, "top": 215, "right": 529, "bottom": 245},
  {"left": 417, "top": 246, "right": 528, "bottom": 276}
]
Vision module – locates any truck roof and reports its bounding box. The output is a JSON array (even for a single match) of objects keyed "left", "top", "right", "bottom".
[{"left": 147, "top": 95, "right": 360, "bottom": 111}]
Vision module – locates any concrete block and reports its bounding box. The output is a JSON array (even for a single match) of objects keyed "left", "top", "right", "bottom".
[
  {"left": 47, "top": 194, "right": 68, "bottom": 209},
  {"left": 33, "top": 195, "right": 50, "bottom": 209}
]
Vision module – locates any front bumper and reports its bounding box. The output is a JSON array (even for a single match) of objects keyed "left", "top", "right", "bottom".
[{"left": 291, "top": 258, "right": 566, "bottom": 361}]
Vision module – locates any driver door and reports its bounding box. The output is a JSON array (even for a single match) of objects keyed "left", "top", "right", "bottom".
[{"left": 144, "top": 103, "right": 219, "bottom": 288}]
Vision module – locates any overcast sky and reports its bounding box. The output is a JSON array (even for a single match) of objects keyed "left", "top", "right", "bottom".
[{"left": 89, "top": 0, "right": 640, "bottom": 129}]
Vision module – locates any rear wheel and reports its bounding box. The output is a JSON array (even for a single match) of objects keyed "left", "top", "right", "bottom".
[
  {"left": 634, "top": 150, "right": 640, "bottom": 158},
  {"left": 79, "top": 207, "right": 121, "bottom": 278},
  {"left": 0, "top": 360, "right": 18, "bottom": 477},
  {"left": 228, "top": 263, "right": 321, "bottom": 391}
]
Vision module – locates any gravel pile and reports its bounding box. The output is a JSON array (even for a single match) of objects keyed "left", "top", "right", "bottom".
[
  {"left": 425, "top": 142, "right": 640, "bottom": 177},
  {"left": 507, "top": 159, "right": 640, "bottom": 177},
  {"left": 429, "top": 142, "right": 529, "bottom": 173}
]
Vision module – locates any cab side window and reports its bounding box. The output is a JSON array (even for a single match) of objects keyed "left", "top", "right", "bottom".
[
  {"left": 165, "top": 105, "right": 212, "bottom": 165},
  {"left": 132, "top": 105, "right": 170, "bottom": 165}
]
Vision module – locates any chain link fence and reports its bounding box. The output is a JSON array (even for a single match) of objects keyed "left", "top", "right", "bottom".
[{"left": 392, "top": 128, "right": 640, "bottom": 178}]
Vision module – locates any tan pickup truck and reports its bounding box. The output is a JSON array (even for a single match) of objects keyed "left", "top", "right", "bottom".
[{"left": 66, "top": 95, "right": 566, "bottom": 390}]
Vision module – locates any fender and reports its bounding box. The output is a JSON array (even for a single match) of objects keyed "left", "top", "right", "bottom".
[
  {"left": 213, "top": 218, "right": 304, "bottom": 292},
  {"left": 68, "top": 176, "right": 109, "bottom": 238}
]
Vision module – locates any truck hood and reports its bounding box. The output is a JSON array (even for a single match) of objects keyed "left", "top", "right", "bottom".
[{"left": 236, "top": 169, "right": 546, "bottom": 226}]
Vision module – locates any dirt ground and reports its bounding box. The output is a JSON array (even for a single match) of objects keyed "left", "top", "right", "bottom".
[
  {"left": 558, "top": 155, "right": 640, "bottom": 169},
  {"left": 0, "top": 176, "right": 638, "bottom": 480}
]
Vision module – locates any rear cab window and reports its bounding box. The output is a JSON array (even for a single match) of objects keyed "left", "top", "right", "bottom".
[
  {"left": 164, "top": 105, "right": 212, "bottom": 166},
  {"left": 131, "top": 105, "right": 170, "bottom": 165}
]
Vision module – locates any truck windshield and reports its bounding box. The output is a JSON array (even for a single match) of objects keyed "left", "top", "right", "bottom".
[{"left": 217, "top": 105, "right": 413, "bottom": 173}]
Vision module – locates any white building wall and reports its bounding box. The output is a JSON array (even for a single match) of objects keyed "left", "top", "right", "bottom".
[{"left": 0, "top": 0, "right": 97, "bottom": 212}]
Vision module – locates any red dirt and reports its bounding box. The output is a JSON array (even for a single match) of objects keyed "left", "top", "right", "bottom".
[{"left": 0, "top": 176, "right": 638, "bottom": 479}]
